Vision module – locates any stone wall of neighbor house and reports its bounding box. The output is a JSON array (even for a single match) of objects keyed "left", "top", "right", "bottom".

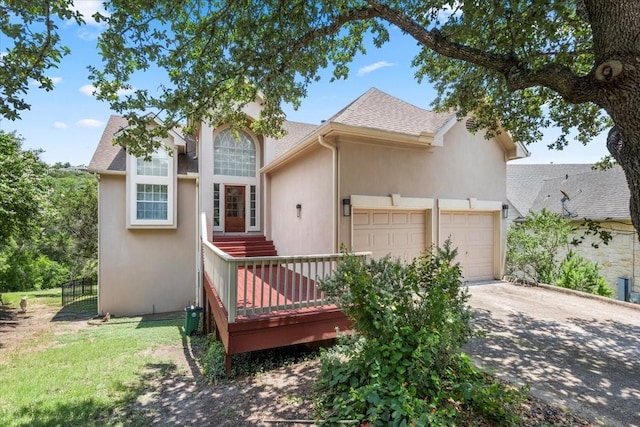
[
  {"left": 559, "top": 221, "right": 640, "bottom": 295},
  {"left": 97, "top": 175, "right": 198, "bottom": 316}
]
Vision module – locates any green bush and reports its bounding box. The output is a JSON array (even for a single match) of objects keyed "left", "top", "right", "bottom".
[
  {"left": 506, "top": 209, "right": 573, "bottom": 284},
  {"left": 315, "top": 242, "right": 526, "bottom": 426},
  {"left": 556, "top": 251, "right": 612, "bottom": 297}
]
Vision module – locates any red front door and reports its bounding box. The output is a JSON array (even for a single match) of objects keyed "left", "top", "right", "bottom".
[{"left": 225, "top": 186, "right": 245, "bottom": 232}]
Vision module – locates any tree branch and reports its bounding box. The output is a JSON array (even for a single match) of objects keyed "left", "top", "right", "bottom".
[
  {"left": 278, "top": 6, "right": 379, "bottom": 74},
  {"left": 365, "top": 0, "right": 598, "bottom": 104}
]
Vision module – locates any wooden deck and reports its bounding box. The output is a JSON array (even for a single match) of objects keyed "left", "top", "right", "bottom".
[{"left": 202, "top": 267, "right": 351, "bottom": 372}]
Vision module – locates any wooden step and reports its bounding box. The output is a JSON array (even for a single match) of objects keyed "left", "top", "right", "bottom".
[{"left": 212, "top": 235, "right": 278, "bottom": 258}]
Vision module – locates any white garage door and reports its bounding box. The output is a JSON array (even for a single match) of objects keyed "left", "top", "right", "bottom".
[
  {"left": 440, "top": 211, "right": 495, "bottom": 281},
  {"left": 352, "top": 209, "right": 426, "bottom": 262}
]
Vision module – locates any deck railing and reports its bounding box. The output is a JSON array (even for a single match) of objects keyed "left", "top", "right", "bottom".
[{"left": 201, "top": 212, "right": 368, "bottom": 322}]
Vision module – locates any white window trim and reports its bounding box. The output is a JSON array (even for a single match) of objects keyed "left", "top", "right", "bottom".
[
  {"left": 212, "top": 126, "right": 262, "bottom": 232},
  {"left": 126, "top": 146, "right": 177, "bottom": 228}
]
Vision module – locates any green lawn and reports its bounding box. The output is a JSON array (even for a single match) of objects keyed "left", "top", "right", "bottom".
[
  {"left": 0, "top": 295, "right": 191, "bottom": 427},
  {"left": 2, "top": 288, "right": 62, "bottom": 308}
]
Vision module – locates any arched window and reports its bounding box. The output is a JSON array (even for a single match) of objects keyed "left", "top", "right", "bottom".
[{"left": 213, "top": 128, "right": 256, "bottom": 177}]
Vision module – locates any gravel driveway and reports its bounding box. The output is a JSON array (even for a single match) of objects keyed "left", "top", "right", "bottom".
[{"left": 464, "top": 282, "right": 640, "bottom": 427}]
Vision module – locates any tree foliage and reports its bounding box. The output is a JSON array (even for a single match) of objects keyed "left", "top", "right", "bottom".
[
  {"left": 0, "top": 163, "right": 98, "bottom": 292},
  {"left": 0, "top": 0, "right": 84, "bottom": 119},
  {"left": 506, "top": 209, "right": 573, "bottom": 284},
  {"left": 0, "top": 130, "right": 50, "bottom": 249},
  {"left": 506, "top": 209, "right": 612, "bottom": 297},
  {"left": 315, "top": 244, "right": 525, "bottom": 425},
  {"left": 87, "top": 1, "right": 640, "bottom": 240}
]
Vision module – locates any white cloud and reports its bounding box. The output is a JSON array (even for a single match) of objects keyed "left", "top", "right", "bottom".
[
  {"left": 72, "top": 0, "right": 108, "bottom": 27},
  {"left": 76, "top": 119, "right": 104, "bottom": 128},
  {"left": 77, "top": 28, "right": 100, "bottom": 41},
  {"left": 79, "top": 84, "right": 96, "bottom": 96},
  {"left": 53, "top": 121, "right": 69, "bottom": 130},
  {"left": 356, "top": 61, "right": 394, "bottom": 77},
  {"left": 79, "top": 84, "right": 135, "bottom": 97},
  {"left": 117, "top": 87, "right": 135, "bottom": 96}
]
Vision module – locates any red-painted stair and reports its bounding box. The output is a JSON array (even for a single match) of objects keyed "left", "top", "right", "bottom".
[{"left": 212, "top": 235, "right": 278, "bottom": 258}]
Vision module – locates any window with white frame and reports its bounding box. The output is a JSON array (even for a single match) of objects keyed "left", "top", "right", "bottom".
[
  {"left": 213, "top": 128, "right": 256, "bottom": 177},
  {"left": 128, "top": 146, "right": 175, "bottom": 227}
]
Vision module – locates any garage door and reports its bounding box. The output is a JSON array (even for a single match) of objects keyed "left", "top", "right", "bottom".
[
  {"left": 440, "top": 211, "right": 495, "bottom": 281},
  {"left": 352, "top": 209, "right": 426, "bottom": 262}
]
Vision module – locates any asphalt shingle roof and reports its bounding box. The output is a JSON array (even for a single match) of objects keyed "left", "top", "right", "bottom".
[
  {"left": 89, "top": 88, "right": 471, "bottom": 174},
  {"left": 507, "top": 164, "right": 629, "bottom": 220},
  {"left": 328, "top": 87, "right": 454, "bottom": 136},
  {"left": 88, "top": 115, "right": 198, "bottom": 174},
  {"left": 268, "top": 120, "right": 319, "bottom": 157}
]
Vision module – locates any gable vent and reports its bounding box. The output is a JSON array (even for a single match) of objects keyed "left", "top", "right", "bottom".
[{"left": 465, "top": 118, "right": 478, "bottom": 132}]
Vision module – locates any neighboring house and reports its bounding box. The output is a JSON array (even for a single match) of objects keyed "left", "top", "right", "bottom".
[
  {"left": 89, "top": 87, "right": 528, "bottom": 320},
  {"left": 507, "top": 164, "right": 639, "bottom": 296}
]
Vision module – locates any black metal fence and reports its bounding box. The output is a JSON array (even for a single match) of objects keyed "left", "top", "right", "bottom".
[{"left": 62, "top": 277, "right": 97, "bottom": 307}]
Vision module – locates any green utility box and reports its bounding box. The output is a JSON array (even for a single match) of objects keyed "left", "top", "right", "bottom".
[{"left": 184, "top": 306, "right": 203, "bottom": 335}]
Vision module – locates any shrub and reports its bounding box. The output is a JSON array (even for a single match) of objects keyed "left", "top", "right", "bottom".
[
  {"left": 556, "top": 251, "right": 612, "bottom": 297},
  {"left": 506, "top": 209, "right": 573, "bottom": 284},
  {"left": 315, "top": 242, "right": 526, "bottom": 426}
]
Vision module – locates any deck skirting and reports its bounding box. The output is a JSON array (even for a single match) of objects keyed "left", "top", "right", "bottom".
[{"left": 203, "top": 271, "right": 351, "bottom": 372}]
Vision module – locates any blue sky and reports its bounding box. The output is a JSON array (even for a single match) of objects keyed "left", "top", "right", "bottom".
[{"left": 0, "top": 2, "right": 609, "bottom": 166}]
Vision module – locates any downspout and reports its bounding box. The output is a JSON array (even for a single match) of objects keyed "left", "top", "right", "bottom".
[
  {"left": 196, "top": 177, "right": 202, "bottom": 307},
  {"left": 318, "top": 135, "right": 338, "bottom": 252}
]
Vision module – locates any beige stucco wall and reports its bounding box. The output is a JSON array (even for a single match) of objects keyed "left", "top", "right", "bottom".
[
  {"left": 98, "top": 175, "right": 198, "bottom": 316},
  {"left": 337, "top": 120, "right": 508, "bottom": 268},
  {"left": 267, "top": 146, "right": 334, "bottom": 255}
]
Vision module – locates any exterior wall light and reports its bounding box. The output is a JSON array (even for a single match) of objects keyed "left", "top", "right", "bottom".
[
  {"left": 342, "top": 198, "right": 351, "bottom": 217},
  {"left": 296, "top": 203, "right": 302, "bottom": 218},
  {"left": 502, "top": 203, "right": 509, "bottom": 219}
]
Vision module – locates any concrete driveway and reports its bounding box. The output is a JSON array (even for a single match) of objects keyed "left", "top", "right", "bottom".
[{"left": 464, "top": 282, "right": 640, "bottom": 427}]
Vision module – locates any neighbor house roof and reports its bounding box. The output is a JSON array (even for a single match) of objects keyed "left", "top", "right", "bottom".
[
  {"left": 88, "top": 115, "right": 198, "bottom": 174},
  {"left": 507, "top": 164, "right": 630, "bottom": 220}
]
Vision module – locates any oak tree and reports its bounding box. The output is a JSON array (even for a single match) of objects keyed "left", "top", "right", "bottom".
[{"left": 89, "top": 1, "right": 640, "bottom": 240}]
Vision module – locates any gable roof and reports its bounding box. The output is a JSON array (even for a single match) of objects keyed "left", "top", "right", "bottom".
[
  {"left": 264, "top": 87, "right": 528, "bottom": 172},
  {"left": 268, "top": 120, "right": 318, "bottom": 158},
  {"left": 88, "top": 115, "right": 198, "bottom": 174},
  {"left": 89, "top": 115, "right": 128, "bottom": 172},
  {"left": 507, "top": 164, "right": 630, "bottom": 220},
  {"left": 91, "top": 88, "right": 528, "bottom": 175},
  {"left": 327, "top": 87, "right": 454, "bottom": 136}
]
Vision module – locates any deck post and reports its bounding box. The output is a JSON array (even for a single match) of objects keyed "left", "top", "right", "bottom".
[
  {"left": 225, "top": 352, "right": 232, "bottom": 374},
  {"left": 228, "top": 261, "right": 238, "bottom": 322}
]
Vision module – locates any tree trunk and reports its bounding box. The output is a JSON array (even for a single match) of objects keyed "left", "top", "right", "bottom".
[
  {"left": 585, "top": 0, "right": 640, "bottom": 243},
  {"left": 607, "top": 126, "right": 640, "bottom": 242}
]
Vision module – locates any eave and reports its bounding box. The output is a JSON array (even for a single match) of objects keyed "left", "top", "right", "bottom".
[{"left": 261, "top": 122, "right": 436, "bottom": 174}]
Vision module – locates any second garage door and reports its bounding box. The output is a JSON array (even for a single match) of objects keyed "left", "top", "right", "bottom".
[
  {"left": 352, "top": 209, "right": 427, "bottom": 263},
  {"left": 440, "top": 211, "right": 495, "bottom": 281}
]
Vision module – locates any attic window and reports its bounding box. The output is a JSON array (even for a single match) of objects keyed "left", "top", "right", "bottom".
[{"left": 465, "top": 118, "right": 479, "bottom": 132}]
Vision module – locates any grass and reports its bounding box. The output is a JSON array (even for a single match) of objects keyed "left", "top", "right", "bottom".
[
  {"left": 0, "top": 306, "right": 191, "bottom": 427},
  {"left": 1, "top": 289, "right": 62, "bottom": 308}
]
